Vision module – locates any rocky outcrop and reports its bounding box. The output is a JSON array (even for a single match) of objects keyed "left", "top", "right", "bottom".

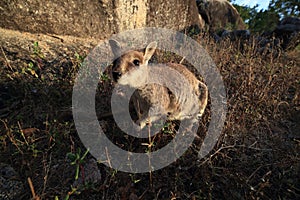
[
  {"left": 0, "top": 0, "right": 201, "bottom": 39},
  {"left": 147, "top": 0, "right": 203, "bottom": 30},
  {"left": 221, "top": 29, "right": 250, "bottom": 41},
  {"left": 196, "top": 0, "right": 246, "bottom": 32},
  {"left": 256, "top": 17, "right": 300, "bottom": 53},
  {"left": 273, "top": 17, "right": 300, "bottom": 50},
  {"left": 277, "top": 17, "right": 300, "bottom": 32}
]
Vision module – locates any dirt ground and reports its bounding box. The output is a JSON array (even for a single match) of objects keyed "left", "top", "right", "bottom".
[{"left": 0, "top": 27, "right": 299, "bottom": 199}]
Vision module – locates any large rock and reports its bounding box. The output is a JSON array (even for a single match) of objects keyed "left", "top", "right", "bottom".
[
  {"left": 196, "top": 0, "right": 246, "bottom": 32},
  {"left": 147, "top": 0, "right": 204, "bottom": 30},
  {"left": 273, "top": 17, "right": 300, "bottom": 50},
  {"left": 0, "top": 0, "right": 202, "bottom": 39}
]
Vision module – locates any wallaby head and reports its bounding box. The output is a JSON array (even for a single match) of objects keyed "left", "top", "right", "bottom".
[{"left": 109, "top": 39, "right": 157, "bottom": 82}]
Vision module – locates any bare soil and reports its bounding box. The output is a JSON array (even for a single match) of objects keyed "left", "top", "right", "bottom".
[{"left": 0, "top": 28, "right": 299, "bottom": 199}]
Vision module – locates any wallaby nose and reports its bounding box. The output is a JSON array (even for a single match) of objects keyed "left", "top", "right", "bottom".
[{"left": 112, "top": 71, "right": 122, "bottom": 82}]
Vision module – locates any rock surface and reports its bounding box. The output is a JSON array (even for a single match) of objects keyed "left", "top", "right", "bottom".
[
  {"left": 273, "top": 17, "right": 300, "bottom": 50},
  {"left": 196, "top": 0, "right": 246, "bottom": 32},
  {"left": 0, "top": 0, "right": 202, "bottom": 39}
]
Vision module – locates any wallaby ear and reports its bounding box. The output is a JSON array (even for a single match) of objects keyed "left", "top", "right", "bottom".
[
  {"left": 109, "top": 39, "right": 122, "bottom": 57},
  {"left": 144, "top": 41, "right": 157, "bottom": 64}
]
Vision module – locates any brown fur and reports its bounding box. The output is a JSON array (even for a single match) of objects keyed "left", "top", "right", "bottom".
[
  {"left": 112, "top": 51, "right": 145, "bottom": 76},
  {"left": 109, "top": 40, "right": 208, "bottom": 128}
]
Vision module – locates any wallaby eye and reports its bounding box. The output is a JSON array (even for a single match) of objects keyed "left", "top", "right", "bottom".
[{"left": 133, "top": 59, "right": 140, "bottom": 66}]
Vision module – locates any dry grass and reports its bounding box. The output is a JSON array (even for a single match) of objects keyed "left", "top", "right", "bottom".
[{"left": 0, "top": 30, "right": 299, "bottom": 199}]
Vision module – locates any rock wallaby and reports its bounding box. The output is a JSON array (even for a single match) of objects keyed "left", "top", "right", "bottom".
[{"left": 109, "top": 39, "right": 208, "bottom": 128}]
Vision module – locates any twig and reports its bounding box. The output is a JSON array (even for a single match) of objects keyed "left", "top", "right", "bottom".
[
  {"left": 154, "top": 188, "right": 161, "bottom": 200},
  {"left": 28, "top": 177, "right": 40, "bottom": 200},
  {"left": 139, "top": 189, "right": 149, "bottom": 199},
  {"left": 199, "top": 144, "right": 236, "bottom": 166},
  {"left": 1, "top": 119, "right": 24, "bottom": 154},
  {"left": 179, "top": 56, "right": 186, "bottom": 64},
  {"left": 0, "top": 46, "right": 14, "bottom": 72},
  {"left": 105, "top": 147, "right": 112, "bottom": 168},
  {"left": 46, "top": 34, "right": 64, "bottom": 42},
  {"left": 17, "top": 121, "right": 29, "bottom": 146},
  {"left": 42, "top": 153, "right": 52, "bottom": 196}
]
